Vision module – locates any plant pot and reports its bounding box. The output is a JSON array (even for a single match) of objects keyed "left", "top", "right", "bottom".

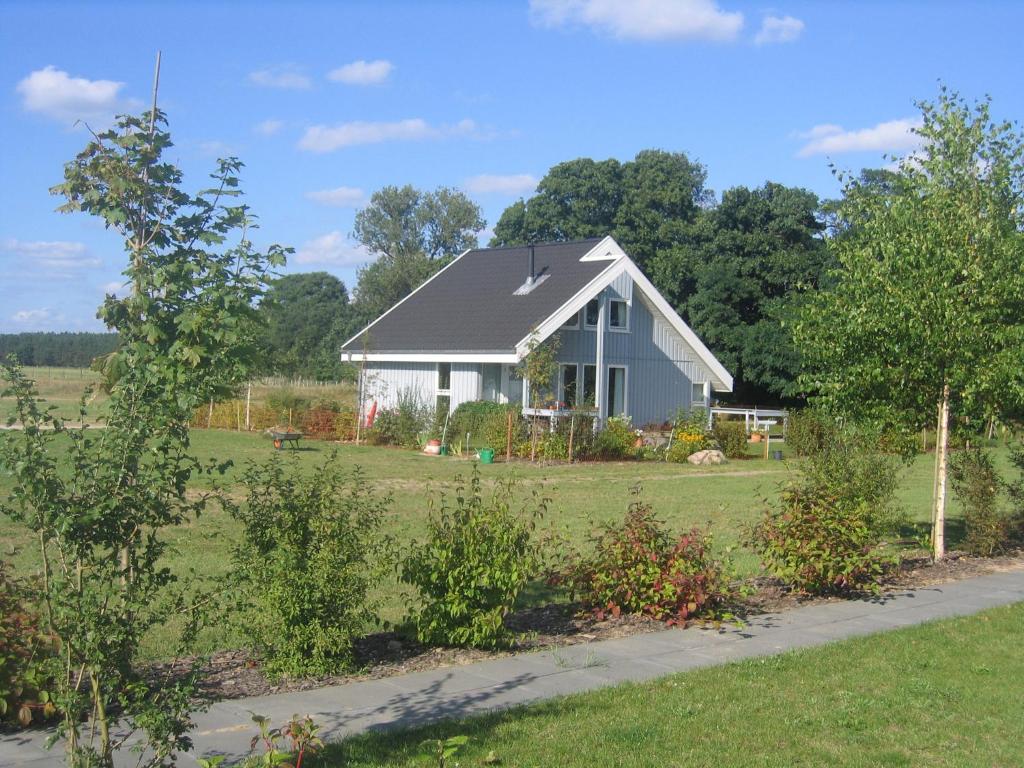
[
  {"left": 750, "top": 433, "right": 763, "bottom": 443},
  {"left": 427, "top": 438, "right": 441, "bottom": 446}
]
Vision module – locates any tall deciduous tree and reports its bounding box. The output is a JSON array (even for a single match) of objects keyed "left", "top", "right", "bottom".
[
  {"left": 654, "top": 183, "right": 831, "bottom": 402},
  {"left": 352, "top": 185, "right": 484, "bottom": 318},
  {"left": 1, "top": 109, "right": 285, "bottom": 767},
  {"left": 795, "top": 88, "right": 1024, "bottom": 560},
  {"left": 258, "top": 272, "right": 357, "bottom": 380},
  {"left": 491, "top": 150, "right": 710, "bottom": 273}
]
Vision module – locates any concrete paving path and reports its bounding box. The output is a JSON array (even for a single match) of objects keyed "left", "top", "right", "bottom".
[{"left": 3, "top": 568, "right": 1022, "bottom": 767}]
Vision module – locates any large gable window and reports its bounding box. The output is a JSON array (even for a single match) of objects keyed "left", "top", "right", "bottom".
[{"left": 584, "top": 299, "right": 600, "bottom": 328}]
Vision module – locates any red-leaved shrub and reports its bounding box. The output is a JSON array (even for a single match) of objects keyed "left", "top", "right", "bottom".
[{"left": 554, "top": 492, "right": 736, "bottom": 624}]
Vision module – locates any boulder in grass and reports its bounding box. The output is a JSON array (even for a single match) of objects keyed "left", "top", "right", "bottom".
[{"left": 687, "top": 449, "right": 727, "bottom": 466}]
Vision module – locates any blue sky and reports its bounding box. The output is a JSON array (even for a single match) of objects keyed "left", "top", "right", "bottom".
[{"left": 1, "top": 0, "right": 1022, "bottom": 333}]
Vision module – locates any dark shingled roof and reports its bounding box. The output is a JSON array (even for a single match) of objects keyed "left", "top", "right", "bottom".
[{"left": 343, "top": 239, "right": 612, "bottom": 353}]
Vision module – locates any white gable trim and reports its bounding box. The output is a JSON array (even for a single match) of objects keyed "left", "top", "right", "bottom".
[
  {"left": 340, "top": 248, "right": 472, "bottom": 352},
  {"left": 514, "top": 240, "right": 733, "bottom": 393},
  {"left": 578, "top": 234, "right": 626, "bottom": 262},
  {"left": 343, "top": 352, "right": 518, "bottom": 363}
]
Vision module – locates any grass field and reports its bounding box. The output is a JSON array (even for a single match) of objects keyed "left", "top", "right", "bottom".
[
  {"left": 0, "top": 367, "right": 1001, "bottom": 659},
  {"left": 325, "top": 602, "right": 1024, "bottom": 767}
]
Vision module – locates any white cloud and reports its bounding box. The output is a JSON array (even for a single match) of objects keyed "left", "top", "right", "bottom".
[
  {"left": 16, "top": 66, "right": 134, "bottom": 125},
  {"left": 328, "top": 59, "right": 394, "bottom": 85},
  {"left": 294, "top": 231, "right": 370, "bottom": 266},
  {"left": 254, "top": 119, "right": 284, "bottom": 136},
  {"left": 754, "top": 15, "right": 804, "bottom": 45},
  {"left": 529, "top": 0, "right": 744, "bottom": 42},
  {"left": 298, "top": 117, "right": 479, "bottom": 153},
  {"left": 2, "top": 238, "right": 101, "bottom": 277},
  {"left": 796, "top": 118, "right": 923, "bottom": 157},
  {"left": 464, "top": 174, "right": 539, "bottom": 196},
  {"left": 11, "top": 308, "right": 52, "bottom": 324},
  {"left": 248, "top": 66, "right": 311, "bottom": 90},
  {"left": 305, "top": 186, "right": 367, "bottom": 208}
]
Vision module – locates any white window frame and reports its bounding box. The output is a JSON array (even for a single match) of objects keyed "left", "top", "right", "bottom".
[
  {"left": 691, "top": 380, "right": 708, "bottom": 407},
  {"left": 558, "top": 362, "right": 579, "bottom": 407},
  {"left": 437, "top": 362, "right": 452, "bottom": 395},
  {"left": 606, "top": 364, "right": 628, "bottom": 418},
  {"left": 581, "top": 363, "right": 597, "bottom": 407},
  {"left": 608, "top": 299, "right": 629, "bottom": 333},
  {"left": 583, "top": 298, "right": 600, "bottom": 329},
  {"left": 562, "top": 310, "right": 580, "bottom": 330}
]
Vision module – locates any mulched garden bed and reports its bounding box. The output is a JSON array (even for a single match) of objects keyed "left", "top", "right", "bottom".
[{"left": 149, "top": 548, "right": 1024, "bottom": 703}]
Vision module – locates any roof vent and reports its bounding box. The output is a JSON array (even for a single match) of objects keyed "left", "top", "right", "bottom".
[{"left": 528, "top": 244, "right": 535, "bottom": 285}]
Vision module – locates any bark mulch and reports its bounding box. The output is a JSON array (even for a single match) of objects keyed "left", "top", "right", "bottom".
[{"left": 149, "top": 549, "right": 1023, "bottom": 703}]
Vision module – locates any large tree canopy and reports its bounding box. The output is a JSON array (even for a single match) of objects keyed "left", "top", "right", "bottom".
[
  {"left": 491, "top": 150, "right": 710, "bottom": 273},
  {"left": 258, "top": 272, "right": 358, "bottom": 380},
  {"left": 353, "top": 185, "right": 484, "bottom": 319},
  {"left": 492, "top": 150, "right": 828, "bottom": 401},
  {"left": 654, "top": 183, "right": 831, "bottom": 402},
  {"left": 794, "top": 88, "right": 1024, "bottom": 558}
]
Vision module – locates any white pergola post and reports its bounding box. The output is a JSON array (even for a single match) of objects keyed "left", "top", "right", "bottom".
[{"left": 595, "top": 291, "right": 607, "bottom": 425}]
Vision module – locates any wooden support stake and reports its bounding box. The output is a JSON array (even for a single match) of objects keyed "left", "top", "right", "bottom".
[
  {"left": 506, "top": 411, "right": 513, "bottom": 461},
  {"left": 568, "top": 415, "right": 575, "bottom": 463}
]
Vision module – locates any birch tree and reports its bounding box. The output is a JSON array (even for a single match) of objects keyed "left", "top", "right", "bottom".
[{"left": 795, "top": 87, "right": 1024, "bottom": 560}]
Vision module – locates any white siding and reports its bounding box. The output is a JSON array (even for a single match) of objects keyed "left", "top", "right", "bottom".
[{"left": 362, "top": 361, "right": 482, "bottom": 414}]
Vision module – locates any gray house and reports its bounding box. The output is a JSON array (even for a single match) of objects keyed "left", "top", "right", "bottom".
[{"left": 340, "top": 236, "right": 732, "bottom": 426}]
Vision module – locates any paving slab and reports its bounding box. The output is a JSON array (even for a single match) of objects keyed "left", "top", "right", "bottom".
[{"left": 2, "top": 567, "right": 1021, "bottom": 768}]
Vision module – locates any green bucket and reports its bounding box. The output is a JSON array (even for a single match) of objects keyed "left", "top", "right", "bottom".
[
  {"left": 439, "top": 445, "right": 449, "bottom": 456},
  {"left": 479, "top": 448, "right": 495, "bottom": 464}
]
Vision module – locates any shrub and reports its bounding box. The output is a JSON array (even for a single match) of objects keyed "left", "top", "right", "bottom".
[
  {"left": 712, "top": 420, "right": 747, "bottom": 459},
  {"left": 786, "top": 409, "right": 836, "bottom": 457},
  {"left": 301, "top": 407, "right": 341, "bottom": 440},
  {"left": 667, "top": 409, "right": 715, "bottom": 462},
  {"left": 593, "top": 416, "right": 638, "bottom": 460},
  {"left": 749, "top": 430, "right": 905, "bottom": 594},
  {"left": 394, "top": 388, "right": 433, "bottom": 447},
  {"left": 400, "top": 469, "right": 545, "bottom": 649},
  {"left": 556, "top": 491, "right": 736, "bottom": 624},
  {"left": 368, "top": 389, "right": 433, "bottom": 448},
  {"left": 1005, "top": 441, "right": 1024, "bottom": 540},
  {"left": 266, "top": 388, "right": 310, "bottom": 422},
  {"left": 449, "top": 401, "right": 507, "bottom": 446},
  {"left": 233, "top": 453, "right": 391, "bottom": 678},
  {"left": 950, "top": 448, "right": 1010, "bottom": 556},
  {"left": 0, "top": 561, "right": 58, "bottom": 726}
]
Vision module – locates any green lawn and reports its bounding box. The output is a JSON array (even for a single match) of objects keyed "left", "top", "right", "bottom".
[
  {"left": 326, "top": 602, "right": 1024, "bottom": 767},
  {"left": 0, "top": 368, "right": 999, "bottom": 659}
]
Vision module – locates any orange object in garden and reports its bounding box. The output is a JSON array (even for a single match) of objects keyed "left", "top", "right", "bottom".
[{"left": 366, "top": 400, "right": 378, "bottom": 428}]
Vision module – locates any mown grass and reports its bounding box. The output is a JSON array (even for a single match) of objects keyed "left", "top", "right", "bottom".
[
  {"left": 326, "top": 602, "right": 1024, "bottom": 767},
  {"left": 0, "top": 368, "right": 1007, "bottom": 659}
]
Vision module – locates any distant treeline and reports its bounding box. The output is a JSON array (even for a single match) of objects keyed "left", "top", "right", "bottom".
[{"left": 0, "top": 332, "right": 119, "bottom": 368}]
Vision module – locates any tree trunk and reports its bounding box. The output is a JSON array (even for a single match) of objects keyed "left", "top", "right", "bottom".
[{"left": 932, "top": 384, "right": 951, "bottom": 561}]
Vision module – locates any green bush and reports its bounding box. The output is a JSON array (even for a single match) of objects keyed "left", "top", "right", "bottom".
[
  {"left": 556, "top": 491, "right": 736, "bottom": 624},
  {"left": 0, "top": 561, "right": 58, "bottom": 727},
  {"left": 951, "top": 448, "right": 1010, "bottom": 556},
  {"left": 749, "top": 430, "right": 905, "bottom": 594},
  {"left": 266, "top": 388, "right": 311, "bottom": 422},
  {"left": 233, "top": 453, "right": 391, "bottom": 678},
  {"left": 712, "top": 420, "right": 747, "bottom": 459},
  {"left": 593, "top": 416, "right": 638, "bottom": 459},
  {"left": 786, "top": 409, "right": 836, "bottom": 457},
  {"left": 400, "top": 469, "right": 545, "bottom": 649},
  {"left": 450, "top": 401, "right": 508, "bottom": 447},
  {"left": 368, "top": 388, "right": 433, "bottom": 448},
  {"left": 666, "top": 409, "right": 715, "bottom": 462}
]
